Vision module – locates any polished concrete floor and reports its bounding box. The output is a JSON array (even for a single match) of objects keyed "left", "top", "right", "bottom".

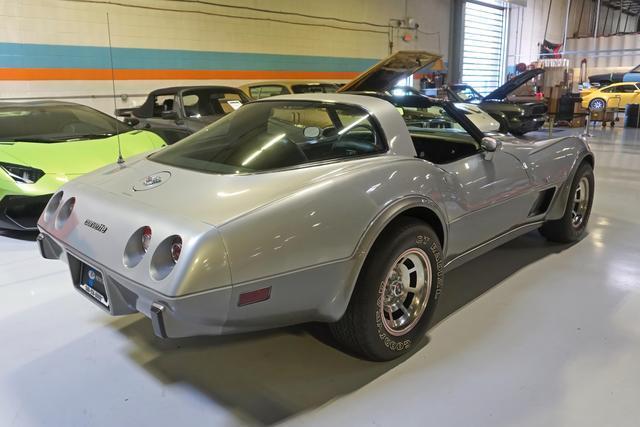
[{"left": 1, "top": 126, "right": 639, "bottom": 427}]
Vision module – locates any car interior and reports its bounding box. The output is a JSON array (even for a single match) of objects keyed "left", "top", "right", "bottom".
[
  {"left": 152, "top": 95, "right": 176, "bottom": 117},
  {"left": 182, "top": 91, "right": 244, "bottom": 117},
  {"left": 266, "top": 105, "right": 383, "bottom": 163},
  {"left": 396, "top": 105, "right": 480, "bottom": 164}
]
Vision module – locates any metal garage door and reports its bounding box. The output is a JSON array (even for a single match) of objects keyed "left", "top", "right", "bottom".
[{"left": 461, "top": 1, "right": 507, "bottom": 96}]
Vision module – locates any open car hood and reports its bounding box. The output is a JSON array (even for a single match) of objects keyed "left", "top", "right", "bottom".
[
  {"left": 483, "top": 69, "right": 544, "bottom": 101},
  {"left": 338, "top": 51, "right": 441, "bottom": 92}
]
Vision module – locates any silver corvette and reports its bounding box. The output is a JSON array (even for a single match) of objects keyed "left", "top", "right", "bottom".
[{"left": 37, "top": 52, "right": 594, "bottom": 361}]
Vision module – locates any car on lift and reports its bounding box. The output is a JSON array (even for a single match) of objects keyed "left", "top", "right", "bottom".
[
  {"left": 239, "top": 81, "right": 341, "bottom": 99},
  {"left": 444, "top": 69, "right": 547, "bottom": 136},
  {"left": 588, "top": 64, "right": 640, "bottom": 87},
  {"left": 117, "top": 86, "right": 250, "bottom": 144},
  {"left": 580, "top": 82, "right": 640, "bottom": 111},
  {"left": 37, "top": 52, "right": 594, "bottom": 361},
  {"left": 0, "top": 101, "right": 165, "bottom": 231}
]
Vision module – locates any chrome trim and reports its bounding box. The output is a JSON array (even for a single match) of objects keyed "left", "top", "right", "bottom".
[{"left": 444, "top": 221, "right": 544, "bottom": 270}]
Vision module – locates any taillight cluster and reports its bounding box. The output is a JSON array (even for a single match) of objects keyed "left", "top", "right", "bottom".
[
  {"left": 41, "top": 191, "right": 77, "bottom": 230},
  {"left": 124, "top": 227, "right": 183, "bottom": 280}
]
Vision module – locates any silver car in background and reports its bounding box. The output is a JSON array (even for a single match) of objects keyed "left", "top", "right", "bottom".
[{"left": 37, "top": 52, "right": 594, "bottom": 361}]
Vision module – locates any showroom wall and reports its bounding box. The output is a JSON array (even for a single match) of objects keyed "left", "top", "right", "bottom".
[
  {"left": 0, "top": 0, "right": 450, "bottom": 114},
  {"left": 507, "top": 0, "right": 640, "bottom": 76}
]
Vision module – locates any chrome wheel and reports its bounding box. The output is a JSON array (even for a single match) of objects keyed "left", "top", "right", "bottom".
[
  {"left": 589, "top": 98, "right": 605, "bottom": 111},
  {"left": 571, "top": 176, "right": 590, "bottom": 228},
  {"left": 380, "top": 248, "right": 432, "bottom": 336}
]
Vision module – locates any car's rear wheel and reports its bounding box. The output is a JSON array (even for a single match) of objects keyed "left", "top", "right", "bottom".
[
  {"left": 330, "top": 218, "right": 443, "bottom": 361},
  {"left": 589, "top": 98, "right": 606, "bottom": 111},
  {"left": 540, "top": 162, "right": 594, "bottom": 243}
]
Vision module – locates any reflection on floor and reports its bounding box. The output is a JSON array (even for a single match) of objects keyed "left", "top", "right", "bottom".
[{"left": 1, "top": 127, "right": 639, "bottom": 426}]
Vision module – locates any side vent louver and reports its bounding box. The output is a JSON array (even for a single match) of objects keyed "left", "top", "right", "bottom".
[{"left": 529, "top": 188, "right": 556, "bottom": 217}]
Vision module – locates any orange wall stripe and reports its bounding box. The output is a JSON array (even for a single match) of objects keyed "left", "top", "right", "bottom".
[{"left": 0, "top": 68, "right": 360, "bottom": 81}]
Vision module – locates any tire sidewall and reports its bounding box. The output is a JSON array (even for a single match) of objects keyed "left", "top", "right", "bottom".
[{"left": 360, "top": 223, "right": 443, "bottom": 360}]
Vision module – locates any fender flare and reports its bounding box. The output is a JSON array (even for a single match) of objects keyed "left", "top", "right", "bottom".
[
  {"left": 327, "top": 195, "right": 448, "bottom": 320},
  {"left": 546, "top": 150, "right": 595, "bottom": 220}
]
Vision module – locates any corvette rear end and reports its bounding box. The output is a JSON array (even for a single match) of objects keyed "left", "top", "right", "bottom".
[
  {"left": 37, "top": 170, "right": 231, "bottom": 337},
  {"left": 36, "top": 94, "right": 402, "bottom": 338}
]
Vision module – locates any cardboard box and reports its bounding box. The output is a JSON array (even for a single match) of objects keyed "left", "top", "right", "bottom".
[
  {"left": 590, "top": 110, "right": 615, "bottom": 122},
  {"left": 570, "top": 116, "right": 586, "bottom": 128}
]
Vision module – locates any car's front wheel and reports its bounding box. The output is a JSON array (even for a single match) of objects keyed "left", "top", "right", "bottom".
[
  {"left": 540, "top": 162, "right": 594, "bottom": 243},
  {"left": 330, "top": 218, "right": 443, "bottom": 361}
]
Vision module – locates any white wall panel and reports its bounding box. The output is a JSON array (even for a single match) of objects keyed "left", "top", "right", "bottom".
[{"left": 0, "top": 0, "right": 451, "bottom": 114}]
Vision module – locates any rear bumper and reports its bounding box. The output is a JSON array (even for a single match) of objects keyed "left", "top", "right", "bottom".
[
  {"left": 38, "top": 231, "right": 352, "bottom": 338},
  {"left": 38, "top": 231, "right": 232, "bottom": 337},
  {"left": 0, "top": 193, "right": 52, "bottom": 230}
]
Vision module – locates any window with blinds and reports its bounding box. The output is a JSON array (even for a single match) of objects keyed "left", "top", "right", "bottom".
[{"left": 461, "top": 1, "right": 507, "bottom": 96}]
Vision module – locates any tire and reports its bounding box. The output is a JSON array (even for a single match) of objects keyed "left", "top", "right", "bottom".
[
  {"left": 589, "top": 98, "right": 606, "bottom": 111},
  {"left": 511, "top": 130, "right": 526, "bottom": 137},
  {"left": 330, "top": 218, "right": 443, "bottom": 361},
  {"left": 540, "top": 162, "right": 594, "bottom": 243}
]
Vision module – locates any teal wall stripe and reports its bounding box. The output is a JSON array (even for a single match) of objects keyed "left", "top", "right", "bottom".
[{"left": 0, "top": 42, "right": 379, "bottom": 71}]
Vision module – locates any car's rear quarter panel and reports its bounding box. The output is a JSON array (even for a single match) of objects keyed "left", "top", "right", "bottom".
[{"left": 219, "top": 157, "right": 451, "bottom": 324}]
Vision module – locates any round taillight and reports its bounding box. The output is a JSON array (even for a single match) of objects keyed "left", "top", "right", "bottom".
[
  {"left": 141, "top": 226, "right": 152, "bottom": 252},
  {"left": 170, "top": 237, "right": 182, "bottom": 263},
  {"left": 54, "top": 197, "right": 76, "bottom": 230},
  {"left": 150, "top": 235, "right": 183, "bottom": 280},
  {"left": 43, "top": 191, "right": 64, "bottom": 223}
]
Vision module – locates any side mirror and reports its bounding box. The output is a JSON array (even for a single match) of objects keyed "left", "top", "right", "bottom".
[
  {"left": 161, "top": 110, "right": 179, "bottom": 120},
  {"left": 481, "top": 136, "right": 502, "bottom": 152}
]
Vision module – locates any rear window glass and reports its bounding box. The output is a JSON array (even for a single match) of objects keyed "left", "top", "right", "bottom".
[{"left": 149, "top": 101, "right": 386, "bottom": 174}]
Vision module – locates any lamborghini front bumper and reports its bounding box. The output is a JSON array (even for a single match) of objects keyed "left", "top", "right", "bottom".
[{"left": 0, "top": 193, "right": 52, "bottom": 230}]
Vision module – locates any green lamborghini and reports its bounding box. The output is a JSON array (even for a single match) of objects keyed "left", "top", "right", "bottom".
[{"left": 0, "top": 101, "right": 166, "bottom": 230}]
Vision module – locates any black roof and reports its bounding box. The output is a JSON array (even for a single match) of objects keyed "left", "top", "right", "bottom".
[
  {"left": 132, "top": 85, "right": 249, "bottom": 118},
  {"left": 147, "top": 86, "right": 245, "bottom": 96}
]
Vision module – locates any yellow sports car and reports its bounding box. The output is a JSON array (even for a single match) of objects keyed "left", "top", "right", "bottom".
[{"left": 581, "top": 82, "right": 640, "bottom": 110}]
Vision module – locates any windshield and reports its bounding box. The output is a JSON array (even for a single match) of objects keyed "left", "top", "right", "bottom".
[
  {"left": 291, "top": 84, "right": 339, "bottom": 94},
  {"left": 451, "top": 85, "right": 484, "bottom": 103},
  {"left": 399, "top": 105, "right": 472, "bottom": 134},
  {"left": 150, "top": 101, "right": 386, "bottom": 174},
  {"left": 0, "top": 104, "right": 130, "bottom": 142}
]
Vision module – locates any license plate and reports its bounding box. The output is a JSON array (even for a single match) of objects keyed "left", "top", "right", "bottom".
[{"left": 78, "top": 262, "right": 109, "bottom": 307}]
